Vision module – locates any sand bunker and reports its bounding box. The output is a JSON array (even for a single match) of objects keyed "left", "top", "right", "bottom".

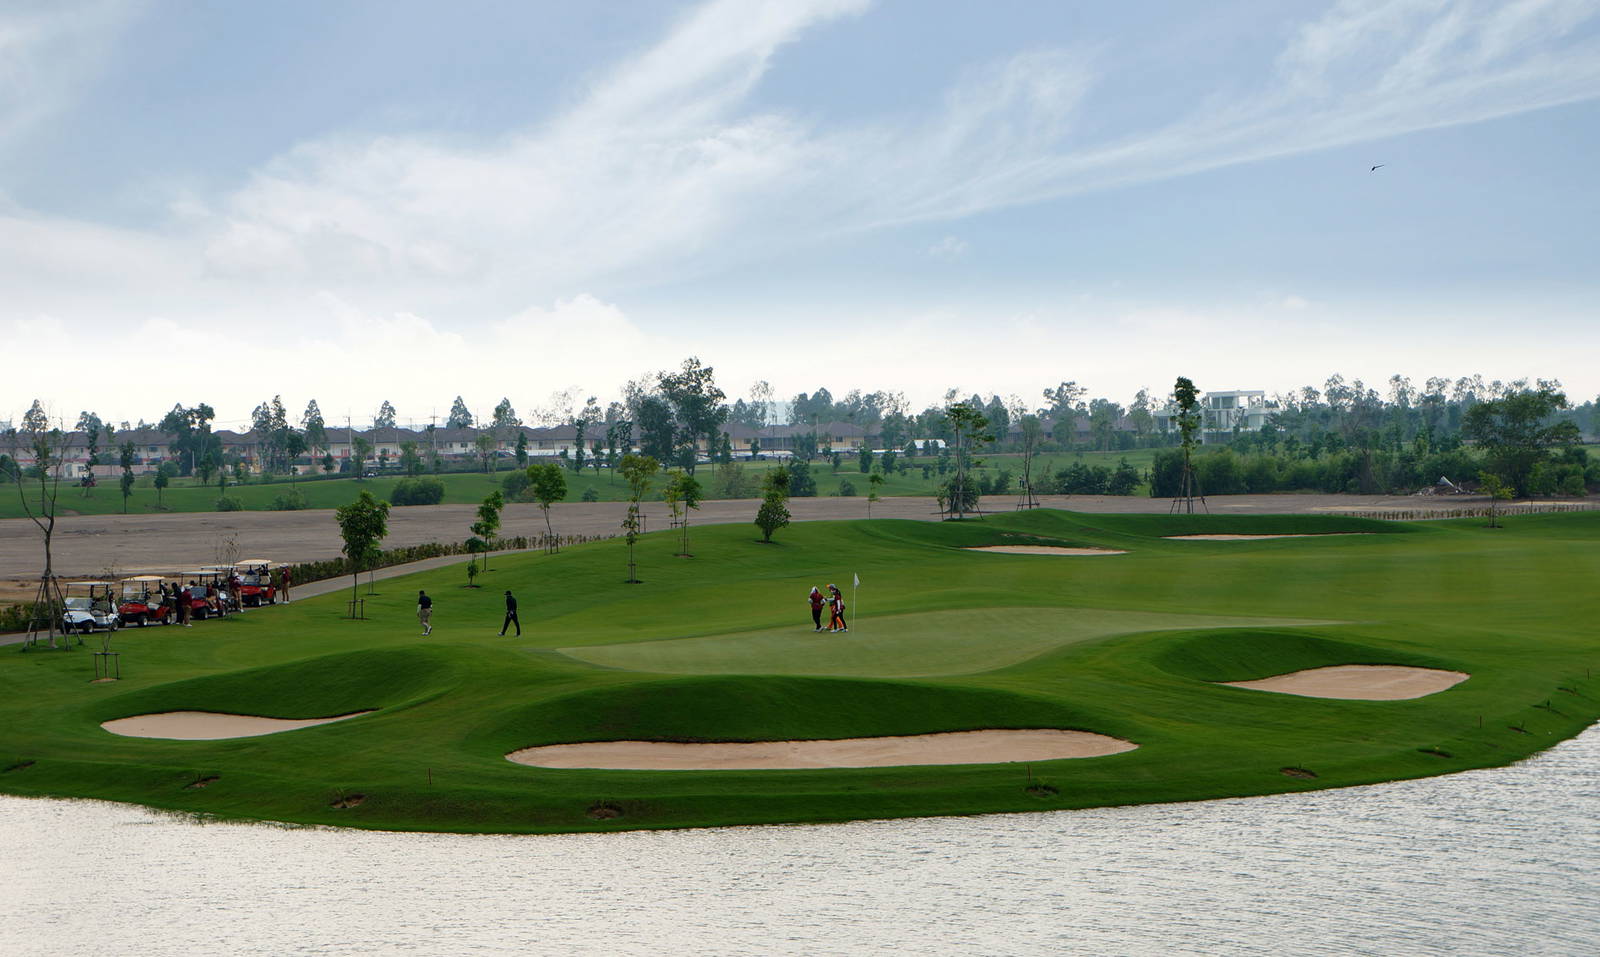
[
  {"left": 965, "top": 545, "right": 1127, "bottom": 555},
  {"left": 1221, "top": 665, "right": 1468, "bottom": 700},
  {"left": 507, "top": 728, "right": 1136, "bottom": 770},
  {"left": 1164, "top": 533, "right": 1373, "bottom": 541},
  {"left": 101, "top": 710, "right": 375, "bottom": 740}
]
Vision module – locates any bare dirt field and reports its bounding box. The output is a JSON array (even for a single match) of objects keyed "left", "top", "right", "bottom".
[{"left": 0, "top": 491, "right": 1559, "bottom": 601}]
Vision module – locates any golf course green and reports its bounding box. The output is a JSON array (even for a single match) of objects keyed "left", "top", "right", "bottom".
[{"left": 2, "top": 508, "right": 1596, "bottom": 833}]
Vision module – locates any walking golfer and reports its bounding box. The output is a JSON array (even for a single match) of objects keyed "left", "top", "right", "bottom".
[
  {"left": 827, "top": 584, "right": 848, "bottom": 633},
  {"left": 417, "top": 589, "right": 433, "bottom": 636},
  {"left": 500, "top": 590, "right": 520, "bottom": 636},
  {"left": 808, "top": 586, "right": 825, "bottom": 631}
]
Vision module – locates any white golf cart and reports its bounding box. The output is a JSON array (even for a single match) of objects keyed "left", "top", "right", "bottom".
[{"left": 62, "top": 581, "right": 121, "bottom": 635}]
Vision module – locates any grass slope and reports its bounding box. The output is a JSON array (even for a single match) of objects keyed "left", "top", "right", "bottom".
[{"left": 1, "top": 508, "right": 1596, "bottom": 834}]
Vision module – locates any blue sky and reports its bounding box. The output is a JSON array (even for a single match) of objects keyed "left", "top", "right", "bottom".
[{"left": 3, "top": 0, "right": 1598, "bottom": 428}]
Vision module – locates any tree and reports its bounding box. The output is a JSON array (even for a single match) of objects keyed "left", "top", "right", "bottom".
[
  {"left": 474, "top": 432, "right": 497, "bottom": 472},
  {"left": 154, "top": 462, "right": 175, "bottom": 507},
  {"left": 867, "top": 471, "right": 884, "bottom": 517},
  {"left": 118, "top": 441, "right": 136, "bottom": 513},
  {"left": 284, "top": 431, "right": 308, "bottom": 483},
  {"left": 351, "top": 436, "right": 373, "bottom": 478},
  {"left": 76, "top": 411, "right": 103, "bottom": 497},
  {"left": 658, "top": 356, "right": 728, "bottom": 473},
  {"left": 10, "top": 402, "right": 73, "bottom": 644},
  {"left": 619, "top": 454, "right": 659, "bottom": 583},
  {"left": 302, "top": 400, "right": 328, "bottom": 459},
  {"left": 447, "top": 396, "right": 475, "bottom": 430},
  {"left": 527, "top": 463, "right": 567, "bottom": 552},
  {"left": 336, "top": 491, "right": 389, "bottom": 605},
  {"left": 787, "top": 459, "right": 817, "bottom": 497},
  {"left": 1462, "top": 388, "right": 1580, "bottom": 497},
  {"left": 665, "top": 471, "right": 704, "bottom": 556},
  {"left": 160, "top": 403, "right": 219, "bottom": 477},
  {"left": 250, "top": 395, "right": 292, "bottom": 472},
  {"left": 572, "top": 396, "right": 600, "bottom": 472},
  {"left": 1479, "top": 471, "right": 1513, "bottom": 528},
  {"left": 375, "top": 401, "right": 397, "bottom": 429},
  {"left": 635, "top": 395, "right": 676, "bottom": 462},
  {"left": 472, "top": 490, "right": 505, "bottom": 570},
  {"left": 399, "top": 440, "right": 423, "bottom": 477},
  {"left": 321, "top": 453, "right": 336, "bottom": 475},
  {"left": 755, "top": 467, "right": 792, "bottom": 543},
  {"left": 858, "top": 447, "right": 873, "bottom": 473},
  {"left": 943, "top": 402, "right": 993, "bottom": 519},
  {"left": 1172, "top": 376, "right": 1203, "bottom": 512},
  {"left": 513, "top": 432, "right": 528, "bottom": 468}
]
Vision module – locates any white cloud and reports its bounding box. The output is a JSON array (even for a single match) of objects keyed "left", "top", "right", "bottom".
[
  {"left": 927, "top": 236, "right": 969, "bottom": 260},
  {"left": 0, "top": 1, "right": 138, "bottom": 151}
]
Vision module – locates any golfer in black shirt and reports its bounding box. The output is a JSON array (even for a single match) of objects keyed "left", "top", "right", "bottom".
[{"left": 500, "top": 590, "right": 520, "bottom": 636}]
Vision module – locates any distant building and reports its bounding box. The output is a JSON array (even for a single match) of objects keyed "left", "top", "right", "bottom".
[{"left": 1153, "top": 389, "right": 1273, "bottom": 443}]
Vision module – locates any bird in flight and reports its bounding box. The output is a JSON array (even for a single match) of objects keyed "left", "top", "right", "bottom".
[{"left": 1370, "top": 164, "right": 1385, "bottom": 171}]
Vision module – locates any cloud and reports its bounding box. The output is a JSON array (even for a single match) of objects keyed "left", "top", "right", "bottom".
[
  {"left": 927, "top": 236, "right": 969, "bottom": 260},
  {"left": 0, "top": 1, "right": 138, "bottom": 151}
]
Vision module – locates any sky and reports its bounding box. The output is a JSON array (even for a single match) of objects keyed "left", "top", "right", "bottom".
[{"left": 3, "top": 0, "right": 1598, "bottom": 430}]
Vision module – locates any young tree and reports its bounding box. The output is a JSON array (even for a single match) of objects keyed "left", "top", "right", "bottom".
[
  {"left": 76, "top": 411, "right": 102, "bottom": 497},
  {"left": 473, "top": 432, "right": 496, "bottom": 473},
  {"left": 867, "top": 471, "right": 884, "bottom": 517},
  {"left": 943, "top": 402, "right": 994, "bottom": 519},
  {"left": 665, "top": 471, "right": 704, "bottom": 556},
  {"left": 154, "top": 462, "right": 175, "bottom": 507},
  {"left": 10, "top": 402, "right": 72, "bottom": 644},
  {"left": 527, "top": 463, "right": 567, "bottom": 552},
  {"left": 351, "top": 436, "right": 373, "bottom": 478},
  {"left": 755, "top": 467, "right": 792, "bottom": 543},
  {"left": 514, "top": 431, "right": 528, "bottom": 468},
  {"left": 1479, "top": 471, "right": 1513, "bottom": 528},
  {"left": 118, "top": 441, "right": 136, "bottom": 513},
  {"left": 471, "top": 490, "right": 505, "bottom": 570},
  {"left": 1172, "top": 376, "right": 1203, "bottom": 513},
  {"left": 858, "top": 447, "right": 873, "bottom": 473},
  {"left": 619, "top": 454, "right": 660, "bottom": 583},
  {"left": 399, "top": 440, "right": 423, "bottom": 477},
  {"left": 336, "top": 490, "right": 389, "bottom": 605},
  {"left": 321, "top": 453, "right": 336, "bottom": 475}
]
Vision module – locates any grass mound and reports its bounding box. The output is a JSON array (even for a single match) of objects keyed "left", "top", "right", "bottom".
[
  {"left": 483, "top": 675, "right": 1098, "bottom": 751},
  {"left": 1155, "top": 630, "right": 1456, "bottom": 683},
  {"left": 91, "top": 647, "right": 452, "bottom": 724}
]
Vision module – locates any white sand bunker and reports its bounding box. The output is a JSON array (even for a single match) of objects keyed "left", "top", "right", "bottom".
[
  {"left": 1165, "top": 533, "right": 1374, "bottom": 541},
  {"left": 101, "top": 710, "right": 375, "bottom": 740},
  {"left": 1221, "top": 665, "right": 1468, "bottom": 700},
  {"left": 966, "top": 545, "right": 1127, "bottom": 555},
  {"left": 507, "top": 728, "right": 1136, "bottom": 770}
]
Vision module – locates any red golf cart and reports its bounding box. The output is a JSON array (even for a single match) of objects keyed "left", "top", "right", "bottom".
[{"left": 118, "top": 575, "right": 176, "bottom": 626}]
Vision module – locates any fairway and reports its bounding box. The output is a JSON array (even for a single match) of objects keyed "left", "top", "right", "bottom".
[
  {"left": 559, "top": 607, "right": 1349, "bottom": 677},
  {"left": 1, "top": 507, "right": 1597, "bottom": 835}
]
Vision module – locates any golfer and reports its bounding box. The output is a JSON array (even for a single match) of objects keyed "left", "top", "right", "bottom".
[
  {"left": 500, "top": 590, "right": 520, "bottom": 636},
  {"left": 417, "top": 589, "right": 433, "bottom": 636},
  {"left": 279, "top": 565, "right": 292, "bottom": 603},
  {"left": 827, "top": 584, "right": 847, "bottom": 633},
  {"left": 808, "top": 586, "right": 825, "bottom": 631}
]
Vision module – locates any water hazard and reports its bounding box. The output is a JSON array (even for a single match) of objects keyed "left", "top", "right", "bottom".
[{"left": 3, "top": 726, "right": 1597, "bottom": 955}]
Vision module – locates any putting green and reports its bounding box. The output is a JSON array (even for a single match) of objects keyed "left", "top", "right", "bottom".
[{"left": 558, "top": 607, "right": 1348, "bottom": 677}]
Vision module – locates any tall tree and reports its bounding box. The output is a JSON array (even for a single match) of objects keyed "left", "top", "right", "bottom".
[
  {"left": 159, "top": 403, "right": 219, "bottom": 477},
  {"left": 302, "top": 400, "right": 328, "bottom": 458},
  {"left": 1462, "top": 387, "right": 1579, "bottom": 497},
  {"left": 491, "top": 398, "right": 520, "bottom": 431},
  {"left": 335, "top": 491, "right": 390, "bottom": 606},
  {"left": 619, "top": 454, "right": 659, "bottom": 583},
  {"left": 658, "top": 356, "right": 728, "bottom": 472},
  {"left": 1172, "top": 376, "right": 1203, "bottom": 513},
  {"left": 447, "top": 396, "right": 474, "bottom": 430},
  {"left": 375, "top": 401, "right": 398, "bottom": 429}
]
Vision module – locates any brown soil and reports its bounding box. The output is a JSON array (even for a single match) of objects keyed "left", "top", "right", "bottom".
[
  {"left": 1281, "top": 767, "right": 1319, "bottom": 779},
  {"left": 586, "top": 802, "right": 625, "bottom": 820},
  {"left": 507, "top": 728, "right": 1137, "bottom": 771},
  {"left": 0, "top": 493, "right": 1529, "bottom": 585},
  {"left": 329, "top": 794, "right": 366, "bottom": 809},
  {"left": 1222, "top": 665, "right": 1469, "bottom": 700},
  {"left": 185, "top": 776, "right": 220, "bottom": 789},
  {"left": 1164, "top": 534, "right": 1373, "bottom": 541}
]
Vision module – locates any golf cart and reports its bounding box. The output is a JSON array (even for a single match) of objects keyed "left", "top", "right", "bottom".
[
  {"left": 177, "top": 571, "right": 222, "bottom": 620},
  {"left": 199, "top": 566, "right": 241, "bottom": 615},
  {"left": 235, "top": 559, "right": 278, "bottom": 607},
  {"left": 118, "top": 575, "right": 176, "bottom": 626},
  {"left": 62, "top": 581, "right": 121, "bottom": 635}
]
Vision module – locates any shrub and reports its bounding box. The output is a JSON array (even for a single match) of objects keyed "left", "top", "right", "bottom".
[
  {"left": 270, "top": 488, "right": 309, "bottom": 511},
  {"left": 581, "top": 486, "right": 599, "bottom": 502},
  {"left": 837, "top": 478, "right": 857, "bottom": 497},
  {"left": 501, "top": 470, "right": 531, "bottom": 500},
  {"left": 1560, "top": 473, "right": 1587, "bottom": 497},
  {"left": 216, "top": 496, "right": 244, "bottom": 511},
  {"left": 390, "top": 477, "right": 445, "bottom": 506}
]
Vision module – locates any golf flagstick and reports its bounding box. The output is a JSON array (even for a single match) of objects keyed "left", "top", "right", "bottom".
[{"left": 852, "top": 572, "right": 860, "bottom": 632}]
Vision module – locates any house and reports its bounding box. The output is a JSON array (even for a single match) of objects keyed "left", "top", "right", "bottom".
[{"left": 1153, "top": 389, "right": 1274, "bottom": 442}]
